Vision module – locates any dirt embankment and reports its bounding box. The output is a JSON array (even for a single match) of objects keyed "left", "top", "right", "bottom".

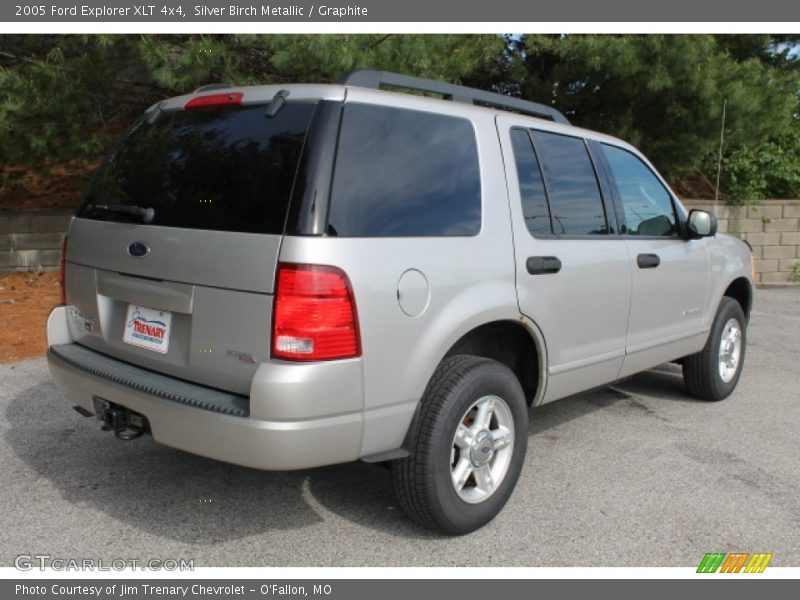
[{"left": 0, "top": 271, "right": 60, "bottom": 363}]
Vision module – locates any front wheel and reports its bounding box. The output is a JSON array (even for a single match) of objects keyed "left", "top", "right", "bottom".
[
  {"left": 392, "top": 355, "right": 528, "bottom": 535},
  {"left": 683, "top": 297, "right": 747, "bottom": 401}
]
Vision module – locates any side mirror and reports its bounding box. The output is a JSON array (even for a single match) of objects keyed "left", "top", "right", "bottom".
[{"left": 686, "top": 209, "right": 717, "bottom": 239}]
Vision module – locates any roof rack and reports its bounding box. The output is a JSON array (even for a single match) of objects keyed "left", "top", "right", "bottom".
[{"left": 338, "top": 69, "right": 569, "bottom": 125}]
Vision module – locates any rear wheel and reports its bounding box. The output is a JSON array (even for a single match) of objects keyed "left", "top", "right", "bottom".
[
  {"left": 683, "top": 297, "right": 747, "bottom": 401},
  {"left": 392, "top": 355, "right": 528, "bottom": 534}
]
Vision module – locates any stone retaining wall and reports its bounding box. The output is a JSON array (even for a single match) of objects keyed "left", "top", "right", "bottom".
[{"left": 0, "top": 212, "right": 71, "bottom": 273}]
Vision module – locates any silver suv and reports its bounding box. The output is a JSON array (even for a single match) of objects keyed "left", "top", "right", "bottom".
[{"left": 47, "top": 70, "right": 754, "bottom": 534}]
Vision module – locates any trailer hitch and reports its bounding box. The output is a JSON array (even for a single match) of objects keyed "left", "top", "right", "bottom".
[{"left": 92, "top": 397, "right": 147, "bottom": 441}]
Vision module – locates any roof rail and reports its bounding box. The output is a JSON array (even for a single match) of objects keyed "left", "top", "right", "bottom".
[
  {"left": 192, "top": 83, "right": 231, "bottom": 93},
  {"left": 338, "top": 69, "right": 569, "bottom": 125}
]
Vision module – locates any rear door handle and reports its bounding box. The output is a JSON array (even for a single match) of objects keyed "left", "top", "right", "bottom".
[
  {"left": 527, "top": 256, "right": 562, "bottom": 275},
  {"left": 637, "top": 253, "right": 661, "bottom": 269}
]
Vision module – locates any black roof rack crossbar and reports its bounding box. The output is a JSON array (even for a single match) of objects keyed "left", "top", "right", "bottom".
[{"left": 338, "top": 69, "right": 569, "bottom": 125}]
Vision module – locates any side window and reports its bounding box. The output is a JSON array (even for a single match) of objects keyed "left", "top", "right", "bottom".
[
  {"left": 531, "top": 131, "right": 609, "bottom": 235},
  {"left": 328, "top": 104, "right": 481, "bottom": 236},
  {"left": 510, "top": 128, "right": 552, "bottom": 235},
  {"left": 601, "top": 144, "right": 677, "bottom": 236}
]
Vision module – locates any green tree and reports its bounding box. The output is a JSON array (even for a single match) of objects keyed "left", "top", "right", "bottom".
[
  {"left": 138, "top": 34, "right": 504, "bottom": 88},
  {"left": 0, "top": 34, "right": 505, "bottom": 169},
  {"left": 513, "top": 35, "right": 799, "bottom": 186},
  {"left": 710, "top": 118, "right": 800, "bottom": 202},
  {"left": 2, "top": 34, "right": 798, "bottom": 205},
  {"left": 0, "top": 35, "right": 149, "bottom": 166}
]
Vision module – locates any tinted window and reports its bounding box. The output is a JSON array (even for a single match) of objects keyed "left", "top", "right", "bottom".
[
  {"left": 328, "top": 104, "right": 481, "bottom": 236},
  {"left": 532, "top": 131, "right": 608, "bottom": 235},
  {"left": 79, "top": 103, "right": 316, "bottom": 234},
  {"left": 601, "top": 144, "right": 676, "bottom": 236},
  {"left": 510, "top": 128, "right": 551, "bottom": 235}
]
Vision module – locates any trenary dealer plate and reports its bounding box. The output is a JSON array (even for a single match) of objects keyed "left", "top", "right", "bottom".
[{"left": 122, "top": 305, "right": 172, "bottom": 354}]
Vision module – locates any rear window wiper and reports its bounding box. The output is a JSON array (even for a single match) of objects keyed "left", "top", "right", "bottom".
[{"left": 86, "top": 204, "right": 155, "bottom": 223}]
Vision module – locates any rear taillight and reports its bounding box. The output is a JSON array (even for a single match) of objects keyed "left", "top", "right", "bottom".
[
  {"left": 184, "top": 92, "right": 243, "bottom": 110},
  {"left": 272, "top": 264, "right": 361, "bottom": 361},
  {"left": 59, "top": 236, "right": 68, "bottom": 305}
]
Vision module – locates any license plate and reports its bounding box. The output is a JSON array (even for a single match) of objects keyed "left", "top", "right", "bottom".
[{"left": 123, "top": 304, "right": 172, "bottom": 354}]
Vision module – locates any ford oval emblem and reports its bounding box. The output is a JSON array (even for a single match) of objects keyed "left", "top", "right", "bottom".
[{"left": 128, "top": 241, "right": 150, "bottom": 258}]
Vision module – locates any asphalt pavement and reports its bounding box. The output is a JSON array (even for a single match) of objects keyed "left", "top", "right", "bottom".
[{"left": 1, "top": 288, "right": 798, "bottom": 567}]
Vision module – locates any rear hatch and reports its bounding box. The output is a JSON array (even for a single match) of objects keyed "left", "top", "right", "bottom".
[{"left": 64, "top": 86, "right": 334, "bottom": 395}]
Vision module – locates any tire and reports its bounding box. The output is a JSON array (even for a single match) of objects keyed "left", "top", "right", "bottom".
[
  {"left": 392, "top": 355, "right": 528, "bottom": 535},
  {"left": 683, "top": 297, "right": 747, "bottom": 401}
]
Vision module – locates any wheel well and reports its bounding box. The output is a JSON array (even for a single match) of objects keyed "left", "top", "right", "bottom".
[
  {"left": 723, "top": 277, "right": 752, "bottom": 321},
  {"left": 444, "top": 321, "right": 540, "bottom": 406}
]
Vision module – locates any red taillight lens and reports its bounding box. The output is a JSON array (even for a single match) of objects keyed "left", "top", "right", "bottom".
[
  {"left": 184, "top": 92, "right": 243, "bottom": 110},
  {"left": 272, "top": 264, "right": 361, "bottom": 361},
  {"left": 59, "top": 236, "right": 68, "bottom": 305}
]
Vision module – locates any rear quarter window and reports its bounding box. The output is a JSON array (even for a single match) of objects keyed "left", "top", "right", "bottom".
[{"left": 327, "top": 103, "right": 481, "bottom": 237}]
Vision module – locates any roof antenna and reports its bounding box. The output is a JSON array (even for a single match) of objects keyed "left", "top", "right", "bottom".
[{"left": 713, "top": 98, "right": 728, "bottom": 214}]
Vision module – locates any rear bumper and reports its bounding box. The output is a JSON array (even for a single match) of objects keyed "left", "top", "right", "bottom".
[{"left": 46, "top": 307, "right": 364, "bottom": 470}]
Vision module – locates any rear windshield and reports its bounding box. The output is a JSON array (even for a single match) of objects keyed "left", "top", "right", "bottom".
[{"left": 78, "top": 102, "right": 316, "bottom": 234}]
